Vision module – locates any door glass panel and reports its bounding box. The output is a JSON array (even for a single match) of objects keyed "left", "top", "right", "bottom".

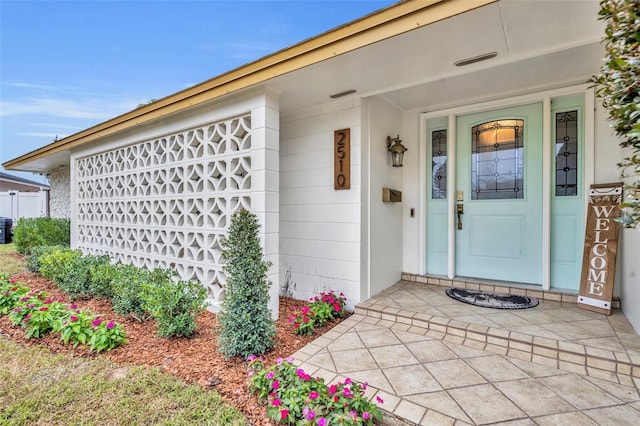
[
  {"left": 471, "top": 119, "right": 524, "bottom": 200},
  {"left": 431, "top": 129, "right": 447, "bottom": 199},
  {"left": 555, "top": 110, "right": 578, "bottom": 196}
]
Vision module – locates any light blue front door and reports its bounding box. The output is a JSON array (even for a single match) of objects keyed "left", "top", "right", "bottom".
[{"left": 455, "top": 103, "right": 543, "bottom": 284}]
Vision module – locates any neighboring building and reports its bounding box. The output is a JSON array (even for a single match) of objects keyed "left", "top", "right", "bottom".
[
  {"left": 0, "top": 171, "right": 48, "bottom": 192},
  {"left": 0, "top": 172, "right": 50, "bottom": 221},
  {"left": 3, "top": 0, "right": 639, "bottom": 330}
]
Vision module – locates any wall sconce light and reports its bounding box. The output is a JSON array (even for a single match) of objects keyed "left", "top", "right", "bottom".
[{"left": 386, "top": 135, "right": 407, "bottom": 167}]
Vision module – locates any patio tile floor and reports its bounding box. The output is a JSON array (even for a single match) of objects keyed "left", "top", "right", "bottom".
[{"left": 290, "top": 280, "right": 640, "bottom": 425}]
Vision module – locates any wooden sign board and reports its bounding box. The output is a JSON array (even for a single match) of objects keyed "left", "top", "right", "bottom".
[
  {"left": 334, "top": 129, "right": 350, "bottom": 190},
  {"left": 577, "top": 182, "right": 623, "bottom": 315}
]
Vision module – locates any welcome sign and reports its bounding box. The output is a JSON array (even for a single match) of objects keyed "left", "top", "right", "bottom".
[{"left": 577, "top": 182, "right": 623, "bottom": 315}]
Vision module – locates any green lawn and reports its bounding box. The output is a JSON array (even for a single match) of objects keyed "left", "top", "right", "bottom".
[
  {"left": 0, "top": 245, "right": 247, "bottom": 426},
  {"left": 0, "top": 243, "right": 26, "bottom": 276}
]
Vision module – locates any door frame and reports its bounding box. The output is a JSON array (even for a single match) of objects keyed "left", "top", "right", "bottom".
[{"left": 418, "top": 84, "right": 595, "bottom": 289}]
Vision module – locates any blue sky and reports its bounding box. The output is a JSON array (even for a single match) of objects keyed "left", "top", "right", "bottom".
[{"left": 0, "top": 0, "right": 395, "bottom": 183}]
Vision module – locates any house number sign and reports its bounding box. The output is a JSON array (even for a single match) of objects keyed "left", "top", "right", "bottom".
[{"left": 334, "top": 128, "right": 350, "bottom": 190}]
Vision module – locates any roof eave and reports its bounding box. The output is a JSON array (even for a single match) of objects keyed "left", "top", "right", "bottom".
[{"left": 2, "top": 0, "right": 495, "bottom": 171}]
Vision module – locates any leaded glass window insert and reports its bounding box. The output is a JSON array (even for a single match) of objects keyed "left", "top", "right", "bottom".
[
  {"left": 431, "top": 129, "right": 447, "bottom": 199},
  {"left": 471, "top": 119, "right": 524, "bottom": 200},
  {"left": 555, "top": 110, "right": 578, "bottom": 196}
]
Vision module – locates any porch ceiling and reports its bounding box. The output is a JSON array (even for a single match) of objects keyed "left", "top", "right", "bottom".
[{"left": 272, "top": 0, "right": 604, "bottom": 114}]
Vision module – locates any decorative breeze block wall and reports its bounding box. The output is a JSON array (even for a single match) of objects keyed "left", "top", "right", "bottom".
[{"left": 75, "top": 114, "right": 252, "bottom": 302}]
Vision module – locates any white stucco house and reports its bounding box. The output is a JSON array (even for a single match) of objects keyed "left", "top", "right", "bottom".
[{"left": 4, "top": 0, "right": 639, "bottom": 330}]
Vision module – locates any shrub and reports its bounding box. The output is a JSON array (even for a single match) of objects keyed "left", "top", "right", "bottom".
[
  {"left": 248, "top": 357, "right": 383, "bottom": 425},
  {"left": 592, "top": 0, "right": 640, "bottom": 227},
  {"left": 37, "top": 247, "right": 80, "bottom": 285},
  {"left": 142, "top": 278, "right": 208, "bottom": 337},
  {"left": 13, "top": 217, "right": 70, "bottom": 255},
  {"left": 26, "top": 245, "right": 67, "bottom": 273},
  {"left": 218, "top": 210, "right": 275, "bottom": 360},
  {"left": 85, "top": 255, "right": 116, "bottom": 299},
  {"left": 111, "top": 265, "right": 170, "bottom": 320}
]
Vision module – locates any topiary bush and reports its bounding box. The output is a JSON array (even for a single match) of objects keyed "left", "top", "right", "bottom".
[
  {"left": 218, "top": 210, "right": 275, "bottom": 360},
  {"left": 12, "top": 218, "right": 70, "bottom": 255},
  {"left": 142, "top": 278, "right": 208, "bottom": 337}
]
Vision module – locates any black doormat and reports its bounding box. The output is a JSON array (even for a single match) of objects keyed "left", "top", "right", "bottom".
[{"left": 445, "top": 287, "right": 539, "bottom": 310}]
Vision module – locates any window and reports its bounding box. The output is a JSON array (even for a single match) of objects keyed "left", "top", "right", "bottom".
[
  {"left": 431, "top": 129, "right": 447, "bottom": 199},
  {"left": 555, "top": 110, "right": 578, "bottom": 196},
  {"left": 471, "top": 119, "right": 524, "bottom": 200}
]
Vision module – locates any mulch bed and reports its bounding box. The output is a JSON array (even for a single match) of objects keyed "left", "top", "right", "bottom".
[{"left": 0, "top": 269, "right": 350, "bottom": 426}]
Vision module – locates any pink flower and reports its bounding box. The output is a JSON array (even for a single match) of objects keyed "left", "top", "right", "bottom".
[
  {"left": 70, "top": 315, "right": 78, "bottom": 322},
  {"left": 246, "top": 355, "right": 257, "bottom": 362},
  {"left": 309, "top": 391, "right": 319, "bottom": 400},
  {"left": 266, "top": 371, "right": 274, "bottom": 380},
  {"left": 329, "top": 384, "right": 337, "bottom": 395},
  {"left": 363, "top": 412, "right": 370, "bottom": 420},
  {"left": 344, "top": 378, "right": 351, "bottom": 385},
  {"left": 287, "top": 356, "right": 295, "bottom": 363},
  {"left": 92, "top": 318, "right": 103, "bottom": 327},
  {"left": 280, "top": 409, "right": 289, "bottom": 421},
  {"left": 276, "top": 357, "right": 283, "bottom": 365},
  {"left": 271, "top": 398, "right": 281, "bottom": 407},
  {"left": 44, "top": 299, "right": 53, "bottom": 304},
  {"left": 70, "top": 304, "right": 77, "bottom": 309},
  {"left": 376, "top": 396, "right": 384, "bottom": 404},
  {"left": 39, "top": 307, "right": 48, "bottom": 311},
  {"left": 272, "top": 379, "right": 279, "bottom": 390},
  {"left": 106, "top": 321, "right": 115, "bottom": 329},
  {"left": 9, "top": 279, "right": 16, "bottom": 283},
  {"left": 318, "top": 418, "right": 327, "bottom": 426},
  {"left": 304, "top": 408, "right": 315, "bottom": 420}
]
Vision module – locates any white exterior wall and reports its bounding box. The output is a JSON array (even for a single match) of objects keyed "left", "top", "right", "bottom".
[
  {"left": 69, "top": 89, "right": 280, "bottom": 317},
  {"left": 363, "top": 97, "right": 404, "bottom": 296},
  {"left": 279, "top": 100, "right": 362, "bottom": 308},
  {"left": 48, "top": 166, "right": 70, "bottom": 219}
]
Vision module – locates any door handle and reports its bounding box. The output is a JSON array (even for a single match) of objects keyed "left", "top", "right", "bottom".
[{"left": 457, "top": 204, "right": 463, "bottom": 230}]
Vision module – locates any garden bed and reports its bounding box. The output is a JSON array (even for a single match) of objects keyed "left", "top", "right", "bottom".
[{"left": 0, "top": 270, "right": 349, "bottom": 426}]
